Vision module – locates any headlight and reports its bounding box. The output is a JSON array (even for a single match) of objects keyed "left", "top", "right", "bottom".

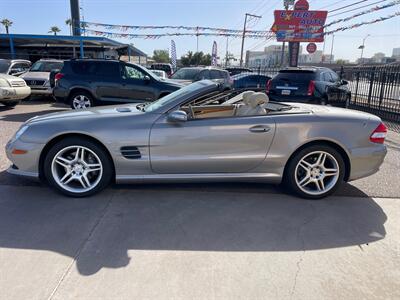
[
  {"left": 12, "top": 125, "right": 29, "bottom": 142},
  {"left": 0, "top": 78, "right": 10, "bottom": 87}
]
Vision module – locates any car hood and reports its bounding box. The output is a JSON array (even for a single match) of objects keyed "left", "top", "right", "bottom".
[
  {"left": 20, "top": 72, "right": 50, "bottom": 80},
  {"left": 26, "top": 104, "right": 144, "bottom": 124},
  {"left": 168, "top": 79, "right": 193, "bottom": 86}
]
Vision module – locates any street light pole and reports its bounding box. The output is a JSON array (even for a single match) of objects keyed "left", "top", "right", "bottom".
[
  {"left": 240, "top": 13, "right": 261, "bottom": 67},
  {"left": 359, "top": 34, "right": 370, "bottom": 62}
]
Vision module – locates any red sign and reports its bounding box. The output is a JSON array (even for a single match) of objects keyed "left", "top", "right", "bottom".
[
  {"left": 294, "top": 0, "right": 309, "bottom": 10},
  {"left": 271, "top": 10, "right": 328, "bottom": 42},
  {"left": 306, "top": 43, "right": 317, "bottom": 53}
]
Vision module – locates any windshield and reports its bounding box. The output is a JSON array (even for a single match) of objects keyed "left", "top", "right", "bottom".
[
  {"left": 30, "top": 61, "right": 63, "bottom": 72},
  {"left": 144, "top": 82, "right": 204, "bottom": 112},
  {"left": 0, "top": 61, "right": 10, "bottom": 73},
  {"left": 171, "top": 68, "right": 201, "bottom": 80}
]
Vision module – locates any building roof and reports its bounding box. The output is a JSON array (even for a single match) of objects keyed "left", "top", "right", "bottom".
[{"left": 0, "top": 34, "right": 147, "bottom": 57}]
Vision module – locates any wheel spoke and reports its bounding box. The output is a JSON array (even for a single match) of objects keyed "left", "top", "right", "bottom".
[
  {"left": 80, "top": 148, "right": 85, "bottom": 162},
  {"left": 317, "top": 152, "right": 326, "bottom": 166},
  {"left": 74, "top": 147, "right": 81, "bottom": 161},
  {"left": 299, "top": 175, "right": 312, "bottom": 187},
  {"left": 82, "top": 174, "right": 91, "bottom": 188},
  {"left": 78, "top": 176, "right": 87, "bottom": 188},
  {"left": 60, "top": 171, "right": 73, "bottom": 183},
  {"left": 299, "top": 159, "right": 312, "bottom": 171},
  {"left": 324, "top": 168, "right": 338, "bottom": 177},
  {"left": 55, "top": 156, "right": 72, "bottom": 168}
]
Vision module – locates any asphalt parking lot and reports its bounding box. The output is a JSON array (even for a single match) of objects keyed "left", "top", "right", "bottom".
[{"left": 0, "top": 99, "right": 399, "bottom": 299}]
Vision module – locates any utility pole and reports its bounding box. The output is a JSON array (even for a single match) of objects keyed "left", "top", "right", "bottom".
[
  {"left": 329, "top": 34, "right": 335, "bottom": 64},
  {"left": 70, "top": 0, "right": 81, "bottom": 36},
  {"left": 225, "top": 36, "right": 229, "bottom": 67},
  {"left": 280, "top": 1, "right": 293, "bottom": 66},
  {"left": 240, "top": 13, "right": 261, "bottom": 67},
  {"left": 359, "top": 34, "right": 370, "bottom": 63}
]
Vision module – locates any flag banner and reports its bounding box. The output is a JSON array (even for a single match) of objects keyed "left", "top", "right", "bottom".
[
  {"left": 211, "top": 41, "right": 217, "bottom": 66},
  {"left": 81, "top": 21, "right": 268, "bottom": 35},
  {"left": 170, "top": 40, "right": 177, "bottom": 70}
]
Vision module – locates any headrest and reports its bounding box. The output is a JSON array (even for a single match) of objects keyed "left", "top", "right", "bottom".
[
  {"left": 248, "top": 92, "right": 269, "bottom": 108},
  {"left": 242, "top": 91, "right": 255, "bottom": 104}
]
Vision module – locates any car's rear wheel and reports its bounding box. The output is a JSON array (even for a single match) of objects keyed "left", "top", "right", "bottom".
[
  {"left": 70, "top": 91, "right": 94, "bottom": 109},
  {"left": 1, "top": 101, "right": 20, "bottom": 107},
  {"left": 44, "top": 137, "right": 113, "bottom": 197},
  {"left": 284, "top": 145, "right": 345, "bottom": 199}
]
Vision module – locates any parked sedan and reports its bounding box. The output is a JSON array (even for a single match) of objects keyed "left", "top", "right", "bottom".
[
  {"left": 266, "top": 67, "right": 351, "bottom": 107},
  {"left": 232, "top": 73, "right": 271, "bottom": 89},
  {"left": 0, "top": 59, "right": 31, "bottom": 76},
  {"left": 53, "top": 59, "right": 183, "bottom": 109},
  {"left": 0, "top": 74, "right": 31, "bottom": 107},
  {"left": 7, "top": 80, "right": 386, "bottom": 199}
]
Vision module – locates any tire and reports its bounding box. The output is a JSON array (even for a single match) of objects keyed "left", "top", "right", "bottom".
[
  {"left": 43, "top": 137, "right": 113, "bottom": 197},
  {"left": 69, "top": 91, "right": 94, "bottom": 109},
  {"left": 283, "top": 145, "right": 345, "bottom": 200},
  {"left": 1, "top": 100, "right": 20, "bottom": 107}
]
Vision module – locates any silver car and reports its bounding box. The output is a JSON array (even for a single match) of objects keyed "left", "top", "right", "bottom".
[{"left": 6, "top": 81, "right": 387, "bottom": 199}]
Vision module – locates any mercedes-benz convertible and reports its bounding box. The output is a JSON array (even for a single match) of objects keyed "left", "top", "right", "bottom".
[{"left": 6, "top": 80, "right": 387, "bottom": 199}]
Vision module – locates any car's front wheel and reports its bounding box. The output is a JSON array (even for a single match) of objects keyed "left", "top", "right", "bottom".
[
  {"left": 44, "top": 137, "right": 113, "bottom": 197},
  {"left": 284, "top": 145, "right": 345, "bottom": 199}
]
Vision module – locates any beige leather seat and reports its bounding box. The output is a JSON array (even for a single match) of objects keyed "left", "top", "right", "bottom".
[
  {"left": 235, "top": 91, "right": 256, "bottom": 116},
  {"left": 236, "top": 92, "right": 268, "bottom": 116}
]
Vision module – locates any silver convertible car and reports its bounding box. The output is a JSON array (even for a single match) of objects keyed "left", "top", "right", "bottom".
[{"left": 6, "top": 80, "right": 387, "bottom": 199}]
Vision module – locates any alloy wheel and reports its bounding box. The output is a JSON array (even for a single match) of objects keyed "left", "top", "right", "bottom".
[
  {"left": 72, "top": 95, "right": 91, "bottom": 109},
  {"left": 294, "top": 151, "right": 340, "bottom": 196},
  {"left": 51, "top": 145, "right": 103, "bottom": 193}
]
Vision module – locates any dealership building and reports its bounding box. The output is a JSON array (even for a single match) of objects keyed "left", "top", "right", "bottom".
[{"left": 0, "top": 33, "right": 148, "bottom": 64}]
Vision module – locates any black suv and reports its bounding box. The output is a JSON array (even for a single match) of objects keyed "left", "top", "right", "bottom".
[
  {"left": 53, "top": 59, "right": 183, "bottom": 109},
  {"left": 266, "top": 67, "right": 351, "bottom": 107}
]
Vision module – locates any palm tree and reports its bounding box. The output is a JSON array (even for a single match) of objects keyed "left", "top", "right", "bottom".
[
  {"left": 49, "top": 26, "right": 61, "bottom": 36},
  {"left": 1, "top": 19, "right": 13, "bottom": 34},
  {"left": 65, "top": 19, "right": 72, "bottom": 35}
]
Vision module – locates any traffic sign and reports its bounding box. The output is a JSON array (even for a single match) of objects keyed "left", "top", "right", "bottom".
[
  {"left": 306, "top": 43, "right": 317, "bottom": 53},
  {"left": 294, "top": 0, "right": 309, "bottom": 10}
]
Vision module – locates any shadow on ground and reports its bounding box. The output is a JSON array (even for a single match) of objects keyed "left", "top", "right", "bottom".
[{"left": 0, "top": 179, "right": 387, "bottom": 276}]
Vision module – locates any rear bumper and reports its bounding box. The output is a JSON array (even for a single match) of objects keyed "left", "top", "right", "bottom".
[
  {"left": 30, "top": 87, "right": 53, "bottom": 96},
  {"left": 348, "top": 144, "right": 387, "bottom": 181}
]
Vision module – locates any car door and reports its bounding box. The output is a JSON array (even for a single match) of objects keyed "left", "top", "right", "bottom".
[
  {"left": 119, "top": 63, "right": 156, "bottom": 102},
  {"left": 149, "top": 113, "right": 276, "bottom": 174},
  {"left": 330, "top": 71, "right": 347, "bottom": 101},
  {"left": 321, "top": 72, "right": 339, "bottom": 102},
  {"left": 91, "top": 61, "right": 122, "bottom": 102}
]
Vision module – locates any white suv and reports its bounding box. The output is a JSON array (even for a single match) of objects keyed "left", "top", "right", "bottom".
[{"left": 0, "top": 74, "right": 31, "bottom": 107}]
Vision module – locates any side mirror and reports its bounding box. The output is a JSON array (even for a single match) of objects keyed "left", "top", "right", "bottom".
[
  {"left": 167, "top": 110, "right": 187, "bottom": 122},
  {"left": 341, "top": 79, "right": 348, "bottom": 85}
]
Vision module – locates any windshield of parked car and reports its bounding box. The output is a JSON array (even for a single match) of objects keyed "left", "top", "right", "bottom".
[
  {"left": 171, "top": 68, "right": 201, "bottom": 80},
  {"left": 30, "top": 61, "right": 63, "bottom": 72},
  {"left": 0, "top": 61, "right": 11, "bottom": 73},
  {"left": 144, "top": 82, "right": 205, "bottom": 112}
]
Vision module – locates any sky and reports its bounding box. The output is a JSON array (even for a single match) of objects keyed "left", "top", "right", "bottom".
[{"left": 0, "top": 0, "right": 400, "bottom": 62}]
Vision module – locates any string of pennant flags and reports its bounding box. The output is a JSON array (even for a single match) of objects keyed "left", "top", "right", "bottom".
[
  {"left": 81, "top": 28, "right": 275, "bottom": 39},
  {"left": 324, "top": 0, "right": 400, "bottom": 28},
  {"left": 80, "top": 21, "right": 268, "bottom": 35},
  {"left": 324, "top": 11, "right": 400, "bottom": 35}
]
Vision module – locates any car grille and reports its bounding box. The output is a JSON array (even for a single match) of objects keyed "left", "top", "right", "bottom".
[
  {"left": 10, "top": 81, "right": 26, "bottom": 87},
  {"left": 25, "top": 80, "right": 45, "bottom": 86},
  {"left": 120, "top": 146, "right": 141, "bottom": 159}
]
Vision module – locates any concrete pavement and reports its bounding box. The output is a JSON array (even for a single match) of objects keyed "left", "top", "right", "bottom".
[{"left": 0, "top": 185, "right": 399, "bottom": 300}]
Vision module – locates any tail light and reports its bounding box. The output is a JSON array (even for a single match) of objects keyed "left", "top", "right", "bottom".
[
  {"left": 307, "top": 80, "right": 315, "bottom": 96},
  {"left": 370, "top": 122, "right": 387, "bottom": 144},
  {"left": 266, "top": 80, "right": 272, "bottom": 94},
  {"left": 54, "top": 73, "right": 64, "bottom": 81}
]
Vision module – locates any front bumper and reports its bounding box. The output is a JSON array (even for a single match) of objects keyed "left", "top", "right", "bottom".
[
  {"left": 0, "top": 86, "right": 31, "bottom": 101},
  {"left": 5, "top": 138, "right": 44, "bottom": 179}
]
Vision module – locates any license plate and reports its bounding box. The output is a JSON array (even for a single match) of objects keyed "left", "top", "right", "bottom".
[{"left": 281, "top": 90, "right": 291, "bottom": 95}]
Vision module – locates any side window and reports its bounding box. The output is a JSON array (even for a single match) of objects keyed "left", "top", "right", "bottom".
[
  {"left": 96, "top": 62, "right": 119, "bottom": 77},
  {"left": 194, "top": 70, "right": 209, "bottom": 81},
  {"left": 71, "top": 61, "right": 97, "bottom": 75},
  {"left": 12, "top": 63, "right": 30, "bottom": 72},
  {"left": 123, "top": 65, "right": 146, "bottom": 80},
  {"left": 210, "top": 70, "right": 222, "bottom": 80}
]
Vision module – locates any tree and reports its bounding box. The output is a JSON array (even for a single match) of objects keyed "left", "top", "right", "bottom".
[
  {"left": 336, "top": 59, "right": 347, "bottom": 65},
  {"left": 180, "top": 51, "right": 212, "bottom": 66},
  {"left": 65, "top": 19, "right": 72, "bottom": 35},
  {"left": 1, "top": 19, "right": 13, "bottom": 34},
  {"left": 49, "top": 26, "right": 61, "bottom": 35},
  {"left": 152, "top": 50, "right": 170, "bottom": 63}
]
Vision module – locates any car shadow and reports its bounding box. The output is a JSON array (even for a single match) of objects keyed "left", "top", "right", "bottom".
[{"left": 0, "top": 173, "right": 387, "bottom": 276}]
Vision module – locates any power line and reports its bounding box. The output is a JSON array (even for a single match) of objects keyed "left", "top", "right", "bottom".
[
  {"left": 317, "top": 0, "right": 351, "bottom": 10},
  {"left": 329, "top": 0, "right": 389, "bottom": 17},
  {"left": 329, "top": 0, "right": 370, "bottom": 13}
]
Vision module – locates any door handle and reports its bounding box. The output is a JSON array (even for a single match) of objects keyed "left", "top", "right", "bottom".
[{"left": 249, "top": 125, "right": 271, "bottom": 133}]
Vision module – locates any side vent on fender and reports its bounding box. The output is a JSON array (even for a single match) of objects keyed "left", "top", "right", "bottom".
[{"left": 120, "top": 146, "right": 141, "bottom": 159}]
